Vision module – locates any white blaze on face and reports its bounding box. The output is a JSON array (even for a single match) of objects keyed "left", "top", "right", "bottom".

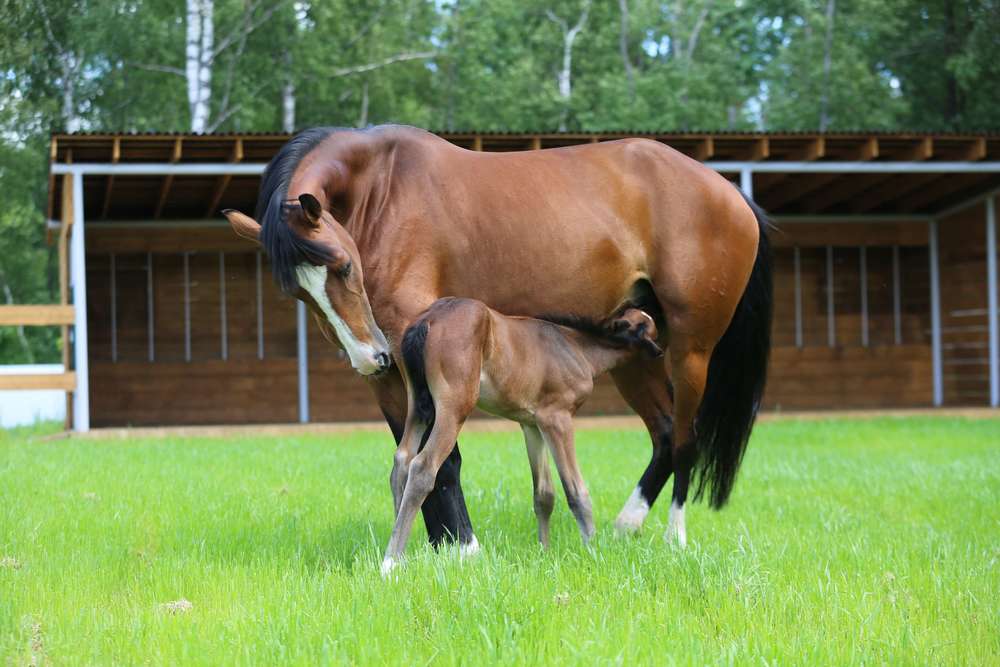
[{"left": 296, "top": 263, "right": 381, "bottom": 375}]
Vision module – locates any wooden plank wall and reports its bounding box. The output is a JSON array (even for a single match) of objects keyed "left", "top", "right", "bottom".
[
  {"left": 84, "top": 223, "right": 942, "bottom": 426},
  {"left": 937, "top": 199, "right": 997, "bottom": 405}
]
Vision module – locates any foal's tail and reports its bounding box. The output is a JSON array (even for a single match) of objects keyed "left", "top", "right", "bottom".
[
  {"left": 401, "top": 320, "right": 435, "bottom": 425},
  {"left": 692, "top": 193, "right": 773, "bottom": 509}
]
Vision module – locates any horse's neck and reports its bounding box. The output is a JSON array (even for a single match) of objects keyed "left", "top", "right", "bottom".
[{"left": 566, "top": 332, "right": 633, "bottom": 378}]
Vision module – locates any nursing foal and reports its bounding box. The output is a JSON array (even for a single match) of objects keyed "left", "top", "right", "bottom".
[{"left": 383, "top": 297, "right": 662, "bottom": 573}]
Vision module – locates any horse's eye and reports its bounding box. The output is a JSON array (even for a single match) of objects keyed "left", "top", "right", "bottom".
[{"left": 337, "top": 261, "right": 352, "bottom": 279}]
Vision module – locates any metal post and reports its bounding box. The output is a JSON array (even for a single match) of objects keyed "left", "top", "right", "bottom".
[
  {"left": 793, "top": 247, "right": 803, "bottom": 348},
  {"left": 929, "top": 221, "right": 943, "bottom": 406},
  {"left": 70, "top": 172, "right": 89, "bottom": 432},
  {"left": 183, "top": 252, "right": 191, "bottom": 362},
  {"left": 256, "top": 251, "right": 264, "bottom": 360},
  {"left": 147, "top": 252, "right": 155, "bottom": 362},
  {"left": 892, "top": 245, "right": 902, "bottom": 345},
  {"left": 860, "top": 246, "right": 869, "bottom": 347},
  {"left": 297, "top": 301, "right": 309, "bottom": 423},
  {"left": 826, "top": 245, "right": 836, "bottom": 347},
  {"left": 109, "top": 253, "right": 117, "bottom": 362},
  {"left": 219, "top": 252, "right": 228, "bottom": 361},
  {"left": 986, "top": 197, "right": 998, "bottom": 407},
  {"left": 740, "top": 168, "right": 753, "bottom": 198}
]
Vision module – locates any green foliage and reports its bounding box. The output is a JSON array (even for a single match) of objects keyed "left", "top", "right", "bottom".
[
  {"left": 1, "top": 418, "right": 999, "bottom": 662},
  {"left": 0, "top": 0, "right": 998, "bottom": 362}
]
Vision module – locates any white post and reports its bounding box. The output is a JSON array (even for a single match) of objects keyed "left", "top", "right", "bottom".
[
  {"left": 296, "top": 300, "right": 309, "bottom": 423},
  {"left": 986, "top": 197, "right": 998, "bottom": 407},
  {"left": 929, "top": 220, "right": 943, "bottom": 406},
  {"left": 740, "top": 168, "right": 753, "bottom": 198},
  {"left": 70, "top": 172, "right": 90, "bottom": 431}
]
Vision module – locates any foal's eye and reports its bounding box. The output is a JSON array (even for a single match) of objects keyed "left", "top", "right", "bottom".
[{"left": 337, "top": 261, "right": 352, "bottom": 279}]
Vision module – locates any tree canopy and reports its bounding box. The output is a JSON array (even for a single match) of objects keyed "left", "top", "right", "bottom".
[{"left": 0, "top": 0, "right": 998, "bottom": 361}]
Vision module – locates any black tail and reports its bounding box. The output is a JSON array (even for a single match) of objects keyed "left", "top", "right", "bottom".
[
  {"left": 692, "top": 193, "right": 773, "bottom": 509},
  {"left": 401, "top": 320, "right": 435, "bottom": 425}
]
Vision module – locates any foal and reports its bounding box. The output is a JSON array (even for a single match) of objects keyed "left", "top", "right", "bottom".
[{"left": 383, "top": 297, "right": 662, "bottom": 573}]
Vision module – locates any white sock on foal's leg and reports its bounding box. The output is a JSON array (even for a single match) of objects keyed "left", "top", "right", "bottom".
[
  {"left": 666, "top": 500, "right": 687, "bottom": 548},
  {"left": 614, "top": 486, "right": 650, "bottom": 535}
]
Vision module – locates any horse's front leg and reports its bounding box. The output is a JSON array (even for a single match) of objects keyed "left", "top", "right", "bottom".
[{"left": 370, "top": 368, "right": 476, "bottom": 548}]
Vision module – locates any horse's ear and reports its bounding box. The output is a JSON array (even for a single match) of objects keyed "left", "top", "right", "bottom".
[
  {"left": 298, "top": 193, "right": 323, "bottom": 228},
  {"left": 223, "top": 209, "right": 261, "bottom": 245}
]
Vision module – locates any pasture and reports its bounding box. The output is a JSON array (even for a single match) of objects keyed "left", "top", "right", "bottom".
[{"left": 1, "top": 417, "right": 998, "bottom": 665}]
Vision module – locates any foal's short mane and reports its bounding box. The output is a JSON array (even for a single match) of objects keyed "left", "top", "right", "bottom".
[
  {"left": 537, "top": 313, "right": 638, "bottom": 349},
  {"left": 255, "top": 127, "right": 342, "bottom": 293}
]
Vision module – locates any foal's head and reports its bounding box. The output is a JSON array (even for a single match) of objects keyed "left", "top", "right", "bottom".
[
  {"left": 609, "top": 308, "right": 663, "bottom": 359},
  {"left": 223, "top": 194, "right": 391, "bottom": 376}
]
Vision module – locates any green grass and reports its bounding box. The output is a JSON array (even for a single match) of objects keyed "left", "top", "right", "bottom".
[{"left": 1, "top": 417, "right": 998, "bottom": 665}]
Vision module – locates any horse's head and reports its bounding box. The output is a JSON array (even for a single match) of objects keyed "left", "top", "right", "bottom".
[
  {"left": 223, "top": 194, "right": 392, "bottom": 376},
  {"left": 609, "top": 308, "right": 663, "bottom": 359}
]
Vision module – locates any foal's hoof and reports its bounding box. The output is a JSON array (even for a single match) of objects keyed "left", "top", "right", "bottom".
[{"left": 380, "top": 557, "right": 399, "bottom": 577}]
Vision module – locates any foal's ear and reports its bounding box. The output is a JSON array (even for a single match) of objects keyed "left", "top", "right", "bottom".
[
  {"left": 298, "top": 193, "right": 323, "bottom": 228},
  {"left": 223, "top": 209, "right": 261, "bottom": 245}
]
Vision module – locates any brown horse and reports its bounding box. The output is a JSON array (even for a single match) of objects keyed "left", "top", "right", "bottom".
[
  {"left": 383, "top": 300, "right": 663, "bottom": 573},
  {"left": 223, "top": 124, "right": 772, "bottom": 551}
]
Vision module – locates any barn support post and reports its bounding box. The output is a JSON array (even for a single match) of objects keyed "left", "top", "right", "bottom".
[
  {"left": 740, "top": 168, "right": 753, "bottom": 197},
  {"left": 929, "top": 220, "right": 943, "bottom": 406},
  {"left": 297, "top": 301, "right": 309, "bottom": 423},
  {"left": 986, "top": 196, "right": 998, "bottom": 407},
  {"left": 70, "top": 171, "right": 90, "bottom": 431}
]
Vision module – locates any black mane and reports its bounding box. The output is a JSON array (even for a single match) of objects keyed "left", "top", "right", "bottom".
[{"left": 255, "top": 127, "right": 341, "bottom": 293}]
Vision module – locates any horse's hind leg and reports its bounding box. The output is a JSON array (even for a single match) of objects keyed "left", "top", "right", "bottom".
[
  {"left": 538, "top": 414, "right": 595, "bottom": 543},
  {"left": 664, "top": 337, "right": 712, "bottom": 548},
  {"left": 522, "top": 425, "right": 555, "bottom": 548},
  {"left": 611, "top": 357, "right": 675, "bottom": 534}
]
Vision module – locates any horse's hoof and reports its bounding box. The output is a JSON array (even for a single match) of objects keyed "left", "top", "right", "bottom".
[
  {"left": 614, "top": 487, "right": 649, "bottom": 536},
  {"left": 459, "top": 535, "right": 481, "bottom": 558}
]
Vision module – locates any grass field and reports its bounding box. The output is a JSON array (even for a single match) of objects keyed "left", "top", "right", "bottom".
[{"left": 1, "top": 417, "right": 998, "bottom": 665}]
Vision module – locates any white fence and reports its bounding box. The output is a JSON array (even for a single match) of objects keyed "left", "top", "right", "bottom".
[{"left": 0, "top": 365, "right": 67, "bottom": 428}]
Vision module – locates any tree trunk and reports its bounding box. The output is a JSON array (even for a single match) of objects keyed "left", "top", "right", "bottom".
[
  {"left": 547, "top": 1, "right": 591, "bottom": 131},
  {"left": 358, "top": 81, "right": 369, "bottom": 128},
  {"left": 186, "top": 0, "right": 214, "bottom": 133},
  {"left": 818, "top": 0, "right": 836, "bottom": 131},
  {"left": 618, "top": 0, "right": 635, "bottom": 101},
  {"left": 282, "top": 53, "right": 295, "bottom": 133}
]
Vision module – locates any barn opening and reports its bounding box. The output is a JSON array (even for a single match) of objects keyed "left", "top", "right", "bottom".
[{"left": 46, "top": 131, "right": 1000, "bottom": 428}]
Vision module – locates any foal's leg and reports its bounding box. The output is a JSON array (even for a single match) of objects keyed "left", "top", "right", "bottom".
[
  {"left": 370, "top": 368, "right": 475, "bottom": 547},
  {"left": 522, "top": 425, "right": 555, "bottom": 548},
  {"left": 391, "top": 416, "right": 429, "bottom": 517},
  {"left": 610, "top": 357, "right": 675, "bottom": 534},
  {"left": 538, "top": 413, "right": 595, "bottom": 543}
]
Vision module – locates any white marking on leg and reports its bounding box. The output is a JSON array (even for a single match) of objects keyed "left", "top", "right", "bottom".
[
  {"left": 614, "top": 486, "right": 650, "bottom": 535},
  {"left": 296, "top": 263, "right": 381, "bottom": 374},
  {"left": 667, "top": 500, "right": 687, "bottom": 548},
  {"left": 459, "top": 534, "right": 480, "bottom": 558},
  {"left": 380, "top": 556, "right": 398, "bottom": 577}
]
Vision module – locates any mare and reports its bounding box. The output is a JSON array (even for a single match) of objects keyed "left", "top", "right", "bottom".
[{"left": 222, "top": 124, "right": 772, "bottom": 551}]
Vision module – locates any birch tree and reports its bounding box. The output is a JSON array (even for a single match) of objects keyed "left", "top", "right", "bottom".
[{"left": 546, "top": 0, "right": 591, "bottom": 131}]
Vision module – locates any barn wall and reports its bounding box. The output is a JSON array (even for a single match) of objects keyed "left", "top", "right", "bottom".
[
  {"left": 83, "top": 219, "right": 946, "bottom": 427},
  {"left": 936, "top": 195, "right": 998, "bottom": 405}
]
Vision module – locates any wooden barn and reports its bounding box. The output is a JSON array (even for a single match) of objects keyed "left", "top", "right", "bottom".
[{"left": 35, "top": 131, "right": 1000, "bottom": 429}]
